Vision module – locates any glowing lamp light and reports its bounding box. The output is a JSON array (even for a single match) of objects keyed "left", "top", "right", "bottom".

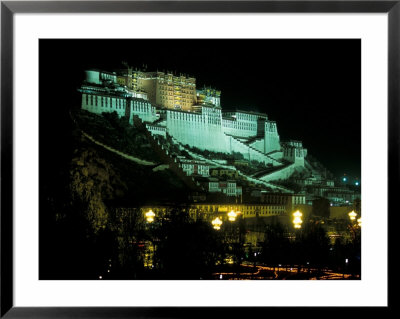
[
  {"left": 343, "top": 177, "right": 347, "bottom": 182},
  {"left": 355, "top": 182, "right": 359, "bottom": 186},
  {"left": 357, "top": 218, "right": 362, "bottom": 227},
  {"left": 212, "top": 217, "right": 223, "bottom": 230},
  {"left": 145, "top": 209, "right": 155, "bottom": 223},
  {"left": 348, "top": 211, "right": 357, "bottom": 221},
  {"left": 292, "top": 210, "right": 303, "bottom": 229},
  {"left": 293, "top": 211, "right": 302, "bottom": 217},
  {"left": 227, "top": 210, "right": 237, "bottom": 222}
]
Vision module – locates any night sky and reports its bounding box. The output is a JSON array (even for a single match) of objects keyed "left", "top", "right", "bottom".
[{"left": 40, "top": 39, "right": 361, "bottom": 178}]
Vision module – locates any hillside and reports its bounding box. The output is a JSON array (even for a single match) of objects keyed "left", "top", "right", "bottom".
[{"left": 73, "top": 110, "right": 191, "bottom": 204}]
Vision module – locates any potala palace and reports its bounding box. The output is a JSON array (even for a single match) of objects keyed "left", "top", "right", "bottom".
[
  {"left": 78, "top": 67, "right": 360, "bottom": 210},
  {"left": 79, "top": 69, "right": 307, "bottom": 181}
]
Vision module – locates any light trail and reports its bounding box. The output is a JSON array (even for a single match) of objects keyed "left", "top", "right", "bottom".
[{"left": 212, "top": 263, "right": 356, "bottom": 280}]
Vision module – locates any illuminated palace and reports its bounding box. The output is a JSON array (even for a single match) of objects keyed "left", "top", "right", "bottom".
[{"left": 79, "top": 68, "right": 308, "bottom": 183}]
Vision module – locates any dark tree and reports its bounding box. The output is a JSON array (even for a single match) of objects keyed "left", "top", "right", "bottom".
[
  {"left": 296, "top": 222, "right": 331, "bottom": 272},
  {"left": 154, "top": 210, "right": 225, "bottom": 279},
  {"left": 260, "top": 222, "right": 292, "bottom": 268}
]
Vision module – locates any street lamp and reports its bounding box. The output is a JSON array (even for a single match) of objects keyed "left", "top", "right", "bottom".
[
  {"left": 227, "top": 210, "right": 237, "bottom": 222},
  {"left": 292, "top": 210, "right": 303, "bottom": 229},
  {"left": 212, "top": 217, "right": 223, "bottom": 230},
  {"left": 357, "top": 217, "right": 362, "bottom": 227},
  {"left": 348, "top": 210, "right": 357, "bottom": 221},
  {"left": 145, "top": 209, "right": 155, "bottom": 223}
]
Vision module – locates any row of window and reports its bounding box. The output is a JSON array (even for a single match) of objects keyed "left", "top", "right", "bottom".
[
  {"left": 243, "top": 211, "right": 284, "bottom": 216},
  {"left": 236, "top": 113, "right": 258, "bottom": 121},
  {"left": 159, "top": 86, "right": 195, "bottom": 92},
  {"left": 222, "top": 120, "right": 257, "bottom": 131},
  {"left": 169, "top": 117, "right": 221, "bottom": 126},
  {"left": 157, "top": 81, "right": 196, "bottom": 87},
  {"left": 147, "top": 125, "right": 166, "bottom": 132},
  {"left": 191, "top": 205, "right": 285, "bottom": 213},
  {"left": 168, "top": 112, "right": 203, "bottom": 121},
  {"left": 160, "top": 96, "right": 193, "bottom": 103},
  {"left": 85, "top": 94, "right": 153, "bottom": 112},
  {"left": 284, "top": 149, "right": 304, "bottom": 157},
  {"left": 85, "top": 94, "right": 126, "bottom": 109},
  {"left": 132, "top": 102, "right": 152, "bottom": 112},
  {"left": 203, "top": 109, "right": 221, "bottom": 115}
]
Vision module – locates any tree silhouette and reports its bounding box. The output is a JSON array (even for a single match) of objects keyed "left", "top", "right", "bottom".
[
  {"left": 296, "top": 222, "right": 331, "bottom": 273},
  {"left": 260, "top": 222, "right": 292, "bottom": 268},
  {"left": 153, "top": 209, "right": 225, "bottom": 279}
]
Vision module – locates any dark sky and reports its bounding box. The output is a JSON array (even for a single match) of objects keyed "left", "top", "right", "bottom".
[{"left": 40, "top": 39, "right": 361, "bottom": 178}]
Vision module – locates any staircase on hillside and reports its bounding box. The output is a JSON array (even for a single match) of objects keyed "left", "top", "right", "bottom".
[
  {"left": 132, "top": 115, "right": 205, "bottom": 192},
  {"left": 251, "top": 162, "right": 292, "bottom": 179},
  {"left": 228, "top": 134, "right": 283, "bottom": 166},
  {"left": 244, "top": 135, "right": 263, "bottom": 145}
]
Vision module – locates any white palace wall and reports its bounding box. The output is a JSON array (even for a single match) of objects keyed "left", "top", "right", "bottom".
[
  {"left": 264, "top": 121, "right": 281, "bottom": 153},
  {"left": 164, "top": 108, "right": 283, "bottom": 164},
  {"left": 81, "top": 91, "right": 305, "bottom": 168},
  {"left": 81, "top": 93, "right": 127, "bottom": 118},
  {"left": 166, "top": 110, "right": 228, "bottom": 153},
  {"left": 82, "top": 93, "right": 158, "bottom": 124},
  {"left": 221, "top": 118, "right": 258, "bottom": 138},
  {"left": 129, "top": 99, "right": 158, "bottom": 124},
  {"left": 249, "top": 138, "right": 265, "bottom": 153},
  {"left": 225, "top": 135, "right": 277, "bottom": 165},
  {"left": 222, "top": 111, "right": 259, "bottom": 138}
]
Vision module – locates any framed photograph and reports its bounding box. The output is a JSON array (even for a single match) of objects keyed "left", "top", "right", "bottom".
[{"left": 1, "top": 1, "right": 395, "bottom": 317}]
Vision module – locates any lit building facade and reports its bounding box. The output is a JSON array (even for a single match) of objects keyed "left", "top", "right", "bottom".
[
  {"left": 80, "top": 70, "right": 131, "bottom": 118},
  {"left": 188, "top": 203, "right": 285, "bottom": 220},
  {"left": 206, "top": 178, "right": 242, "bottom": 197},
  {"left": 116, "top": 66, "right": 143, "bottom": 92},
  {"left": 260, "top": 192, "right": 306, "bottom": 213},
  {"left": 137, "top": 71, "right": 197, "bottom": 111},
  {"left": 179, "top": 159, "right": 210, "bottom": 177},
  {"left": 80, "top": 69, "right": 158, "bottom": 123},
  {"left": 137, "top": 203, "right": 286, "bottom": 223},
  {"left": 79, "top": 68, "right": 309, "bottom": 183},
  {"left": 222, "top": 110, "right": 265, "bottom": 138},
  {"left": 282, "top": 140, "right": 307, "bottom": 166}
]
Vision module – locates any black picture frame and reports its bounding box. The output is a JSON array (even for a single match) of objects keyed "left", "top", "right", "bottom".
[{"left": 0, "top": 1, "right": 396, "bottom": 318}]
